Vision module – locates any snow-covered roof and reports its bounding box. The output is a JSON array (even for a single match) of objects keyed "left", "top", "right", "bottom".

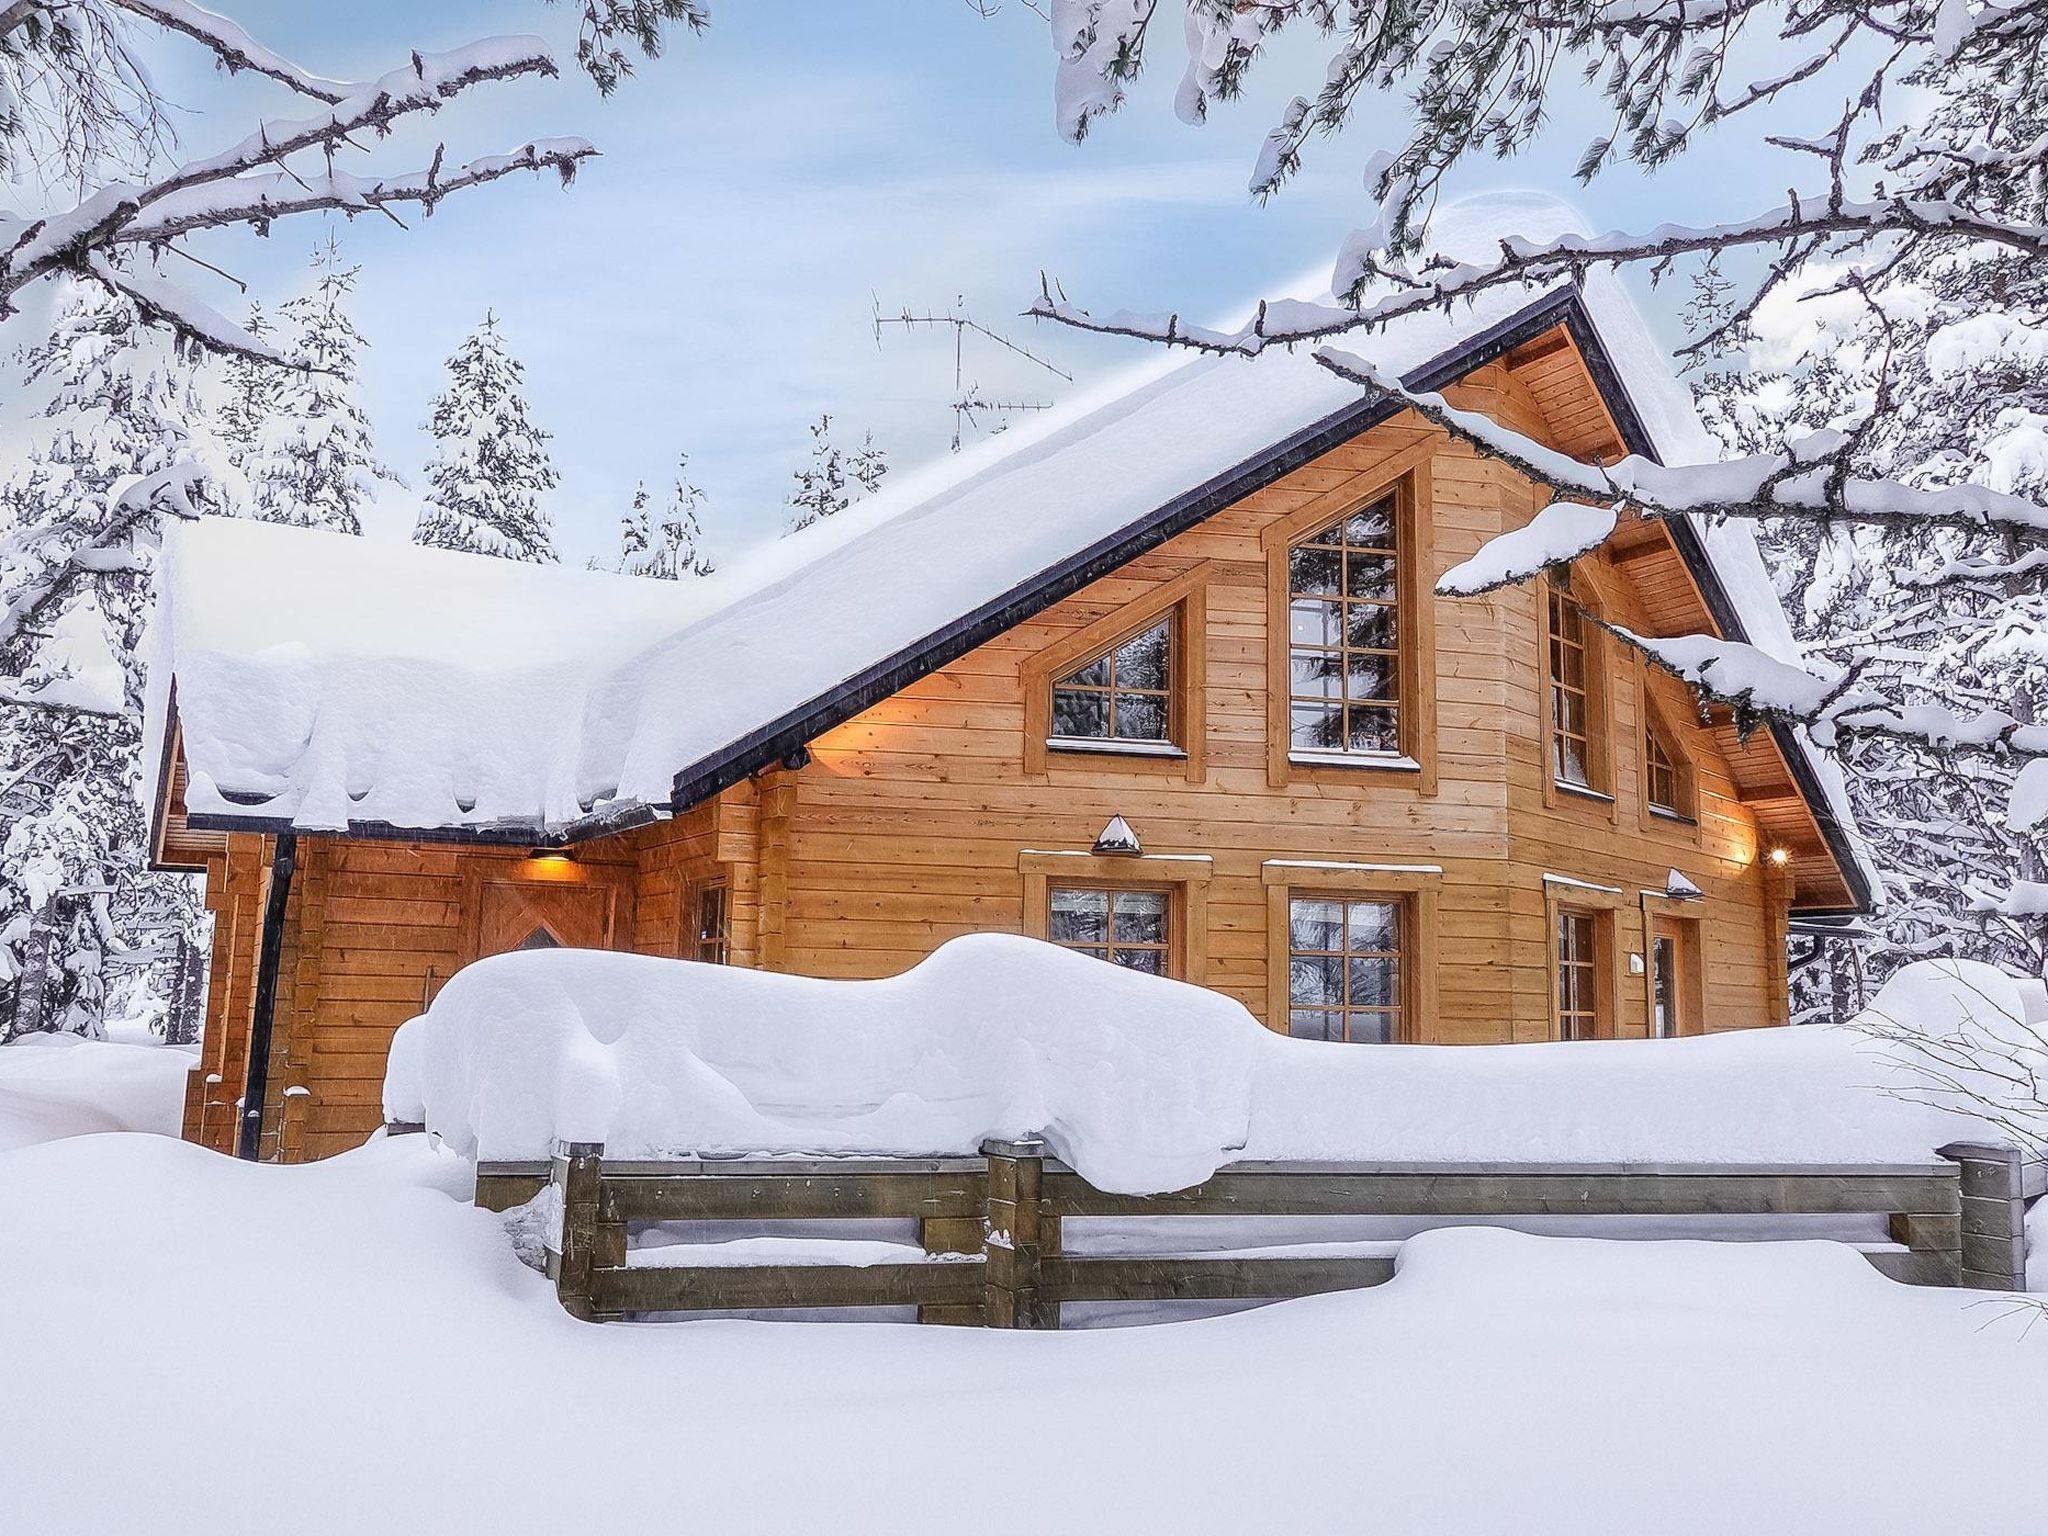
[{"left": 145, "top": 193, "right": 1873, "bottom": 906}]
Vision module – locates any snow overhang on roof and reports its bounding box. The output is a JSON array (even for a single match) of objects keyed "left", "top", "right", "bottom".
[{"left": 144, "top": 225, "right": 1877, "bottom": 913}]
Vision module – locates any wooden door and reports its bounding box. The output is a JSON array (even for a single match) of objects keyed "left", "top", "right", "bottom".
[{"left": 473, "top": 875, "right": 619, "bottom": 959}]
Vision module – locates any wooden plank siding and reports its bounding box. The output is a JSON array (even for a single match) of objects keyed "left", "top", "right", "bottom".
[{"left": 180, "top": 329, "right": 1829, "bottom": 1159}]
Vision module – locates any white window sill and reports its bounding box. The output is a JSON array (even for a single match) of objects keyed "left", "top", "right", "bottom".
[
  {"left": 1289, "top": 751, "right": 1421, "bottom": 772},
  {"left": 1553, "top": 779, "right": 1615, "bottom": 804},
  {"left": 1648, "top": 805, "right": 1698, "bottom": 827},
  {"left": 1046, "top": 736, "right": 1187, "bottom": 760}
]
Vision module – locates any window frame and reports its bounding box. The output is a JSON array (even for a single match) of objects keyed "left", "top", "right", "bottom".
[
  {"left": 1541, "top": 876, "right": 1625, "bottom": 1041},
  {"left": 1539, "top": 569, "right": 1616, "bottom": 818},
  {"left": 1019, "top": 850, "right": 1211, "bottom": 982},
  {"left": 1261, "top": 862, "right": 1439, "bottom": 1041},
  {"left": 1636, "top": 672, "right": 1704, "bottom": 838},
  {"left": 1048, "top": 611, "right": 1178, "bottom": 752},
  {"left": 1261, "top": 452, "right": 1438, "bottom": 795},
  {"left": 688, "top": 879, "right": 731, "bottom": 965},
  {"left": 1021, "top": 563, "right": 1212, "bottom": 782},
  {"left": 1043, "top": 882, "right": 1175, "bottom": 976}
]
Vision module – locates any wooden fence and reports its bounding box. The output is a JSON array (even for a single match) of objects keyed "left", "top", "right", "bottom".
[{"left": 467, "top": 1138, "right": 2029, "bottom": 1325}]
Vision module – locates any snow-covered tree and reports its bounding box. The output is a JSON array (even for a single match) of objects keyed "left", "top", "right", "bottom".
[
  {"left": 0, "top": 2, "right": 700, "bottom": 675},
  {"left": 1026, "top": 1, "right": 2048, "bottom": 937},
  {"left": 413, "top": 315, "right": 559, "bottom": 563},
  {"left": 0, "top": 280, "right": 216, "bottom": 1038},
  {"left": 239, "top": 239, "right": 398, "bottom": 534},
  {"left": 618, "top": 456, "right": 714, "bottom": 579},
  {"left": 786, "top": 415, "right": 888, "bottom": 533}
]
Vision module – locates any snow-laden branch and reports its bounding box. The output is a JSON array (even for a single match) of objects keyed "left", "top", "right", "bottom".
[
  {"left": 1311, "top": 346, "right": 2048, "bottom": 546},
  {"left": 1438, "top": 500, "right": 1618, "bottom": 596},
  {"left": 0, "top": 461, "right": 212, "bottom": 655},
  {"left": 109, "top": 0, "right": 361, "bottom": 103}
]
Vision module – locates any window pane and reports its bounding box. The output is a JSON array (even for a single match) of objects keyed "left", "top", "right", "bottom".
[
  {"left": 1558, "top": 735, "right": 1588, "bottom": 785},
  {"left": 1289, "top": 599, "right": 1340, "bottom": 648},
  {"left": 1288, "top": 899, "right": 1344, "bottom": 952},
  {"left": 1112, "top": 890, "right": 1168, "bottom": 944},
  {"left": 1344, "top": 502, "right": 1395, "bottom": 547},
  {"left": 1346, "top": 901, "right": 1397, "bottom": 951},
  {"left": 1290, "top": 704, "right": 1344, "bottom": 751},
  {"left": 1049, "top": 888, "right": 1109, "bottom": 944},
  {"left": 1345, "top": 552, "right": 1396, "bottom": 600},
  {"left": 1346, "top": 1011, "right": 1396, "bottom": 1045},
  {"left": 1113, "top": 947, "right": 1165, "bottom": 976},
  {"left": 1344, "top": 605, "right": 1396, "bottom": 650},
  {"left": 1113, "top": 694, "right": 1168, "bottom": 742},
  {"left": 1289, "top": 1010, "right": 1340, "bottom": 1042},
  {"left": 1290, "top": 654, "right": 1342, "bottom": 699},
  {"left": 1349, "top": 956, "right": 1397, "bottom": 1008},
  {"left": 1063, "top": 653, "right": 1111, "bottom": 688},
  {"left": 1345, "top": 654, "right": 1396, "bottom": 702},
  {"left": 1115, "top": 621, "right": 1170, "bottom": 690},
  {"left": 1289, "top": 546, "right": 1342, "bottom": 595},
  {"left": 1346, "top": 707, "right": 1399, "bottom": 755},
  {"left": 1289, "top": 954, "right": 1342, "bottom": 1006},
  {"left": 1052, "top": 690, "right": 1108, "bottom": 739}
]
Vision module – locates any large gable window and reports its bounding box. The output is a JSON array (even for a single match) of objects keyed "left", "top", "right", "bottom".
[
  {"left": 1544, "top": 572, "right": 1613, "bottom": 803},
  {"left": 1287, "top": 497, "right": 1401, "bottom": 759},
  {"left": 1051, "top": 616, "right": 1173, "bottom": 747}
]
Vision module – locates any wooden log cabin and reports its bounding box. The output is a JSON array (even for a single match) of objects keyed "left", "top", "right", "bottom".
[{"left": 143, "top": 280, "right": 1875, "bottom": 1163}]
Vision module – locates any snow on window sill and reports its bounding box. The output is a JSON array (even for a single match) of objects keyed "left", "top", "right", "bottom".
[
  {"left": 1288, "top": 750, "right": 1421, "bottom": 772},
  {"left": 1553, "top": 779, "right": 1615, "bottom": 804},
  {"left": 1649, "top": 805, "right": 1698, "bottom": 827},
  {"left": 1046, "top": 736, "right": 1187, "bottom": 760}
]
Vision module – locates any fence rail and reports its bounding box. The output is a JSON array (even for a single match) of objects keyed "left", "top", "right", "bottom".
[{"left": 464, "top": 1137, "right": 2028, "bottom": 1324}]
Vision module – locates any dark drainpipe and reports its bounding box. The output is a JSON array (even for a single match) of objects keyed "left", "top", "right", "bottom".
[{"left": 236, "top": 832, "right": 298, "bottom": 1161}]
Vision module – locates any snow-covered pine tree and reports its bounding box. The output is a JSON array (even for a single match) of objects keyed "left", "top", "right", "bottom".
[
  {"left": 242, "top": 239, "right": 397, "bottom": 534},
  {"left": 412, "top": 314, "right": 560, "bottom": 563},
  {"left": 786, "top": 416, "right": 887, "bottom": 534},
  {"left": 215, "top": 303, "right": 279, "bottom": 468},
  {"left": 621, "top": 456, "right": 715, "bottom": 578},
  {"left": 0, "top": 279, "right": 216, "bottom": 1039}
]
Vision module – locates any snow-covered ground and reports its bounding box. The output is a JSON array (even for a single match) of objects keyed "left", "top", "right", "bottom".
[
  {"left": 0, "top": 1033, "right": 190, "bottom": 1152},
  {"left": 2, "top": 1130, "right": 2042, "bottom": 1536}
]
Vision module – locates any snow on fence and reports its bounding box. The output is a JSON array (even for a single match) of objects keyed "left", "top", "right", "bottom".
[{"left": 461, "top": 1137, "right": 2030, "bottom": 1324}]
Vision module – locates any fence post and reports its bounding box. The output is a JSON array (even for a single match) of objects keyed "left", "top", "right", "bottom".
[
  {"left": 1939, "top": 1142, "right": 2027, "bottom": 1291},
  {"left": 547, "top": 1140, "right": 624, "bottom": 1321},
  {"left": 982, "top": 1137, "right": 1050, "bottom": 1329}
]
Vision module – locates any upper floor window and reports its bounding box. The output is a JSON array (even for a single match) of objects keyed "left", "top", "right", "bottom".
[
  {"left": 1051, "top": 616, "right": 1173, "bottom": 747},
  {"left": 1048, "top": 885, "right": 1171, "bottom": 976},
  {"left": 1548, "top": 583, "right": 1593, "bottom": 788},
  {"left": 1641, "top": 700, "right": 1698, "bottom": 824},
  {"left": 1645, "top": 725, "right": 1679, "bottom": 814},
  {"left": 1286, "top": 895, "right": 1402, "bottom": 1043},
  {"left": 1287, "top": 497, "right": 1400, "bottom": 758}
]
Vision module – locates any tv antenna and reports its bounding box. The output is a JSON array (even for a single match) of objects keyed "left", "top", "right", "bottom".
[{"left": 873, "top": 295, "right": 1072, "bottom": 451}]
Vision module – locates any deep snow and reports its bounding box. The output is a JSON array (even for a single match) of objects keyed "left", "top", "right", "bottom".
[
  {"left": 388, "top": 940, "right": 2035, "bottom": 1191},
  {"left": 0, "top": 1033, "right": 190, "bottom": 1151},
  {"left": 2, "top": 1130, "right": 2042, "bottom": 1536}
]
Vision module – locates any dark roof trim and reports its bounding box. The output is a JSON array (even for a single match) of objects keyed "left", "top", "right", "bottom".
[
  {"left": 1558, "top": 313, "right": 1875, "bottom": 915},
  {"left": 666, "top": 288, "right": 1588, "bottom": 812},
  {"left": 182, "top": 798, "right": 662, "bottom": 851}
]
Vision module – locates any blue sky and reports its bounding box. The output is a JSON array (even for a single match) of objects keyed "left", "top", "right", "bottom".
[{"left": 14, "top": 3, "right": 1810, "bottom": 565}]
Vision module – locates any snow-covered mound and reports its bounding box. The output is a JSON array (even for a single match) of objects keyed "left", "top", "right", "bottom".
[
  {"left": 387, "top": 940, "right": 2028, "bottom": 1189},
  {"left": 4, "top": 1131, "right": 2044, "bottom": 1535},
  {"left": 385, "top": 933, "right": 1262, "bottom": 1194},
  {"left": 0, "top": 1034, "right": 192, "bottom": 1152}
]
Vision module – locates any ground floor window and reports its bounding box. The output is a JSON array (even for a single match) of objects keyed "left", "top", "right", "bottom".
[
  {"left": 1648, "top": 916, "right": 1702, "bottom": 1038},
  {"left": 1555, "top": 908, "right": 1600, "bottom": 1040},
  {"left": 691, "top": 882, "right": 730, "bottom": 964},
  {"left": 1048, "top": 885, "right": 1171, "bottom": 975},
  {"left": 1287, "top": 896, "right": 1402, "bottom": 1043}
]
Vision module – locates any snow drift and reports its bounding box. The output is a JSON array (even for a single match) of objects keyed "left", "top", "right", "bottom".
[
  {"left": 0, "top": 1034, "right": 193, "bottom": 1152},
  {"left": 386, "top": 938, "right": 2030, "bottom": 1192}
]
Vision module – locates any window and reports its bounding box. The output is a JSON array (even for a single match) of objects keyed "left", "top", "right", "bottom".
[
  {"left": 1645, "top": 726, "right": 1679, "bottom": 814},
  {"left": 691, "top": 882, "right": 729, "bottom": 964},
  {"left": 1555, "top": 908, "right": 1600, "bottom": 1040},
  {"left": 1051, "top": 616, "right": 1173, "bottom": 746},
  {"left": 1548, "top": 582, "right": 1594, "bottom": 788},
  {"left": 1287, "top": 896, "right": 1402, "bottom": 1043},
  {"left": 1048, "top": 886, "right": 1171, "bottom": 975},
  {"left": 1647, "top": 916, "right": 1702, "bottom": 1038},
  {"left": 1287, "top": 497, "right": 1400, "bottom": 758}
]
